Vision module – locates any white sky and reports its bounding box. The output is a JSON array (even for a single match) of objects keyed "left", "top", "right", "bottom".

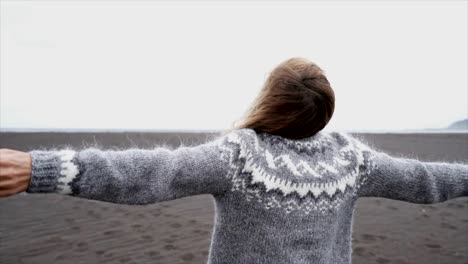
[{"left": 1, "top": 0, "right": 467, "bottom": 132}]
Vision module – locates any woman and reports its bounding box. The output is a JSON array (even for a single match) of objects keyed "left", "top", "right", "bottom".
[{"left": 1, "top": 57, "right": 467, "bottom": 264}]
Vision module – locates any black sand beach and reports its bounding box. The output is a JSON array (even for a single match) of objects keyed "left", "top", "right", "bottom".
[{"left": 0, "top": 131, "right": 467, "bottom": 264}]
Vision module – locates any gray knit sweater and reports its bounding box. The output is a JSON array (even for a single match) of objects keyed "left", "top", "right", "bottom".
[{"left": 26, "top": 128, "right": 468, "bottom": 264}]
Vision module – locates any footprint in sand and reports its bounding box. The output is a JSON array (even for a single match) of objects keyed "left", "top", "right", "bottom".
[
  {"left": 142, "top": 235, "right": 154, "bottom": 241},
  {"left": 180, "top": 252, "right": 195, "bottom": 262},
  {"left": 439, "top": 249, "right": 461, "bottom": 257},
  {"left": 192, "top": 229, "right": 210, "bottom": 235},
  {"left": 104, "top": 252, "right": 114, "bottom": 258},
  {"left": 131, "top": 224, "right": 143, "bottom": 229},
  {"left": 425, "top": 243, "right": 441, "bottom": 249},
  {"left": 392, "top": 259, "right": 409, "bottom": 264},
  {"left": 361, "top": 234, "right": 387, "bottom": 242},
  {"left": 145, "top": 250, "right": 160, "bottom": 257},
  {"left": 171, "top": 223, "right": 182, "bottom": 228},
  {"left": 386, "top": 205, "right": 398, "bottom": 211},
  {"left": 109, "top": 220, "right": 121, "bottom": 226},
  {"left": 440, "top": 222, "right": 457, "bottom": 230},
  {"left": 119, "top": 256, "right": 132, "bottom": 263},
  {"left": 103, "top": 230, "right": 123, "bottom": 236},
  {"left": 200, "top": 230, "right": 210, "bottom": 235},
  {"left": 375, "top": 257, "right": 391, "bottom": 264},
  {"left": 440, "top": 212, "right": 453, "bottom": 217},
  {"left": 353, "top": 246, "right": 374, "bottom": 257},
  {"left": 46, "top": 236, "right": 64, "bottom": 243},
  {"left": 164, "top": 244, "right": 178, "bottom": 250},
  {"left": 447, "top": 202, "right": 464, "bottom": 209},
  {"left": 162, "top": 238, "right": 175, "bottom": 244},
  {"left": 137, "top": 213, "right": 146, "bottom": 219},
  {"left": 87, "top": 210, "right": 102, "bottom": 219},
  {"left": 76, "top": 241, "right": 89, "bottom": 252}
]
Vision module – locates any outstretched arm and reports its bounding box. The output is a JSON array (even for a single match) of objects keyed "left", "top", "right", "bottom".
[
  {"left": 353, "top": 137, "right": 468, "bottom": 203},
  {"left": 23, "top": 135, "right": 236, "bottom": 205}
]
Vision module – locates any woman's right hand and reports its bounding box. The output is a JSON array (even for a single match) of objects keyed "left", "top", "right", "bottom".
[{"left": 0, "top": 148, "right": 32, "bottom": 197}]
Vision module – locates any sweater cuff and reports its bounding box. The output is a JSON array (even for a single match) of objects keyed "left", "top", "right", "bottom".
[{"left": 27, "top": 150, "right": 79, "bottom": 194}]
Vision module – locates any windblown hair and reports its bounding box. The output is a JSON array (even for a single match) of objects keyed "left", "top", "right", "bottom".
[{"left": 230, "top": 57, "right": 335, "bottom": 139}]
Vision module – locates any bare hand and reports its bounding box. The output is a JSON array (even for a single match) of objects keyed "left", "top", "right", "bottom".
[{"left": 0, "top": 148, "right": 32, "bottom": 197}]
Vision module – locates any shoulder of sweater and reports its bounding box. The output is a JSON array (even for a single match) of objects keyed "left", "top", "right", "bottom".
[{"left": 208, "top": 128, "right": 374, "bottom": 160}]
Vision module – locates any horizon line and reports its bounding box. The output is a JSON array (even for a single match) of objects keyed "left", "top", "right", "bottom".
[{"left": 1, "top": 127, "right": 467, "bottom": 134}]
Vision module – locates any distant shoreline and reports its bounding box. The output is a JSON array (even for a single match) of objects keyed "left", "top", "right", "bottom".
[
  {"left": 0, "top": 128, "right": 222, "bottom": 133},
  {"left": 1, "top": 128, "right": 467, "bottom": 134}
]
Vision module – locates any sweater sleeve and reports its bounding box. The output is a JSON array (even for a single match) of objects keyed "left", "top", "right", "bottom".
[
  {"left": 353, "top": 136, "right": 468, "bottom": 204},
  {"left": 25, "top": 135, "right": 237, "bottom": 205}
]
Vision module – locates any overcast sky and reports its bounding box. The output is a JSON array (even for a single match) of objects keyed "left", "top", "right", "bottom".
[{"left": 1, "top": 1, "right": 466, "bottom": 132}]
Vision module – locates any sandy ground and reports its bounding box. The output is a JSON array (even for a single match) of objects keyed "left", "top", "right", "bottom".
[{"left": 0, "top": 131, "right": 467, "bottom": 264}]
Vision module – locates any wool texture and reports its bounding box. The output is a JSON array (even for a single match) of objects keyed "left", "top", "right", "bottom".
[{"left": 27, "top": 128, "right": 468, "bottom": 264}]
